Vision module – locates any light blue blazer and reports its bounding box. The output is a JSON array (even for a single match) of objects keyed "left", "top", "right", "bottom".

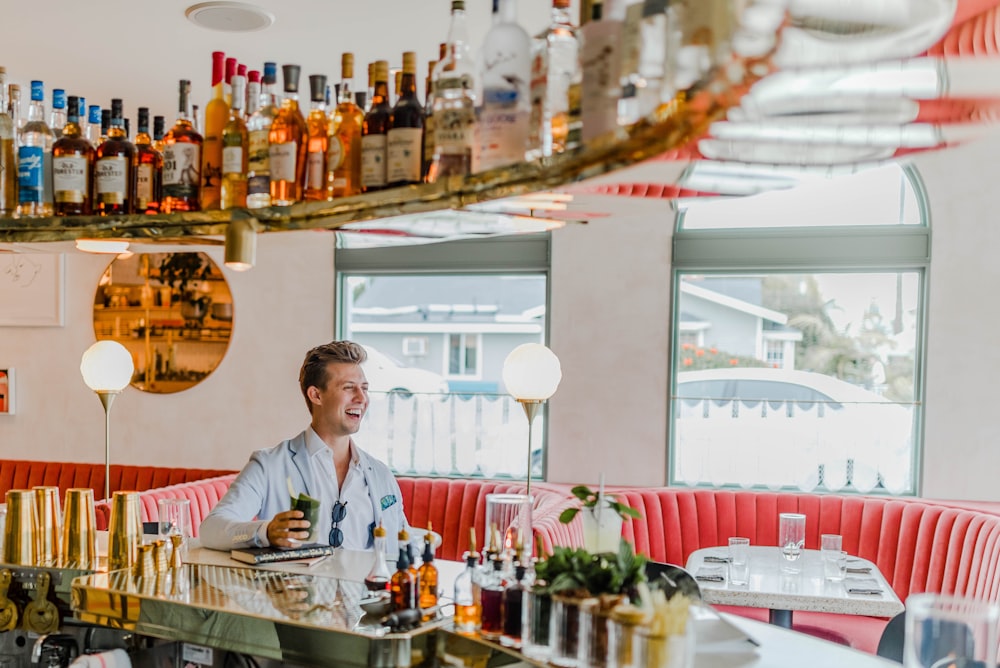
[{"left": 199, "top": 430, "right": 409, "bottom": 554}]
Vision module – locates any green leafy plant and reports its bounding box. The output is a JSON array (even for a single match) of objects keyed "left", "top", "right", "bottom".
[
  {"left": 534, "top": 540, "right": 647, "bottom": 599},
  {"left": 558, "top": 485, "right": 643, "bottom": 525}
]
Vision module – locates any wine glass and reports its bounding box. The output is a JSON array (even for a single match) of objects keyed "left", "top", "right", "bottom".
[{"left": 779, "top": 513, "right": 806, "bottom": 573}]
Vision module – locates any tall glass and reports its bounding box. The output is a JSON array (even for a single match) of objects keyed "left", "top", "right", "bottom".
[
  {"left": 550, "top": 595, "right": 588, "bottom": 668},
  {"left": 904, "top": 594, "right": 1000, "bottom": 668},
  {"left": 522, "top": 588, "right": 552, "bottom": 661},
  {"left": 158, "top": 498, "right": 192, "bottom": 561},
  {"left": 778, "top": 513, "right": 805, "bottom": 574},
  {"left": 485, "top": 493, "right": 532, "bottom": 558}
]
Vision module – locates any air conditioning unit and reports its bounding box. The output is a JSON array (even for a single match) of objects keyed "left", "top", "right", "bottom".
[{"left": 402, "top": 337, "right": 427, "bottom": 357}]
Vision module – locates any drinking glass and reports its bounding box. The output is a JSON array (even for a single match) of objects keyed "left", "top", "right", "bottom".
[
  {"left": 821, "top": 534, "right": 845, "bottom": 582},
  {"left": 778, "top": 513, "right": 806, "bottom": 573},
  {"left": 485, "top": 493, "right": 532, "bottom": 559},
  {"left": 157, "top": 498, "right": 192, "bottom": 560},
  {"left": 904, "top": 593, "right": 1000, "bottom": 668},
  {"left": 728, "top": 537, "right": 750, "bottom": 586},
  {"left": 522, "top": 588, "right": 552, "bottom": 661},
  {"left": 550, "top": 595, "right": 585, "bottom": 668}
]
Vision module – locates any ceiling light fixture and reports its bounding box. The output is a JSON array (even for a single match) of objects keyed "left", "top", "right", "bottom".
[{"left": 185, "top": 2, "right": 275, "bottom": 32}]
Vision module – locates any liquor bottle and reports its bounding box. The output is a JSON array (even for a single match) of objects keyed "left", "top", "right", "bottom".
[
  {"left": 365, "top": 62, "right": 375, "bottom": 113},
  {"left": 192, "top": 104, "right": 201, "bottom": 133},
  {"left": 161, "top": 80, "right": 203, "bottom": 213},
  {"left": 361, "top": 60, "right": 391, "bottom": 193},
  {"left": 8, "top": 84, "right": 22, "bottom": 131},
  {"left": 221, "top": 74, "right": 249, "bottom": 209},
  {"left": 365, "top": 522, "right": 392, "bottom": 592},
  {"left": 479, "top": 0, "right": 532, "bottom": 172},
  {"left": 0, "top": 69, "right": 16, "bottom": 217},
  {"left": 327, "top": 52, "right": 363, "bottom": 199},
  {"left": 134, "top": 107, "right": 162, "bottom": 214},
  {"left": 152, "top": 115, "right": 166, "bottom": 153},
  {"left": 246, "top": 70, "right": 261, "bottom": 118},
  {"left": 49, "top": 89, "right": 66, "bottom": 140},
  {"left": 387, "top": 52, "right": 424, "bottom": 188},
  {"left": 421, "top": 59, "right": 437, "bottom": 181},
  {"left": 580, "top": 1, "right": 623, "bottom": 142},
  {"left": 201, "top": 51, "right": 228, "bottom": 211},
  {"left": 100, "top": 109, "right": 110, "bottom": 143},
  {"left": 479, "top": 556, "right": 506, "bottom": 640},
  {"left": 531, "top": 0, "right": 580, "bottom": 157},
  {"left": 17, "top": 80, "right": 54, "bottom": 218},
  {"left": 86, "top": 105, "right": 102, "bottom": 146},
  {"left": 268, "top": 64, "right": 307, "bottom": 205},
  {"left": 417, "top": 523, "right": 439, "bottom": 619},
  {"left": 454, "top": 537, "right": 482, "bottom": 633},
  {"left": 400, "top": 529, "right": 421, "bottom": 598},
  {"left": 94, "top": 98, "right": 136, "bottom": 215},
  {"left": 247, "top": 62, "right": 277, "bottom": 208},
  {"left": 500, "top": 562, "right": 527, "bottom": 647},
  {"left": 51, "top": 95, "right": 93, "bottom": 216},
  {"left": 224, "top": 57, "right": 237, "bottom": 106},
  {"left": 428, "top": 0, "right": 477, "bottom": 182},
  {"left": 303, "top": 74, "right": 329, "bottom": 201},
  {"left": 390, "top": 542, "right": 416, "bottom": 612}
]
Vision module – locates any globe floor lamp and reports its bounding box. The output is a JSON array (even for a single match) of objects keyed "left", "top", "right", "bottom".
[
  {"left": 80, "top": 341, "right": 134, "bottom": 500},
  {"left": 502, "top": 343, "right": 562, "bottom": 496}
]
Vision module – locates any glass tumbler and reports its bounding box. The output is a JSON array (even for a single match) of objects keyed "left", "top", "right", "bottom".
[
  {"left": 904, "top": 593, "right": 1000, "bottom": 668},
  {"left": 778, "top": 513, "right": 806, "bottom": 574},
  {"left": 157, "top": 498, "right": 192, "bottom": 561}
]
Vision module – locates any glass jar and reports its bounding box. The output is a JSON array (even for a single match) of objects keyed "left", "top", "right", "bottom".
[
  {"left": 522, "top": 588, "right": 552, "bottom": 660},
  {"left": 579, "top": 595, "right": 628, "bottom": 668},
  {"left": 632, "top": 624, "right": 694, "bottom": 668},
  {"left": 609, "top": 606, "right": 647, "bottom": 668},
  {"left": 550, "top": 595, "right": 593, "bottom": 668}
]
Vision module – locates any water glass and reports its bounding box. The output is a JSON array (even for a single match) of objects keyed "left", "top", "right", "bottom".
[
  {"left": 904, "top": 593, "right": 1000, "bottom": 668},
  {"left": 778, "top": 513, "right": 806, "bottom": 573},
  {"left": 157, "top": 498, "right": 192, "bottom": 560},
  {"left": 821, "top": 534, "right": 845, "bottom": 582},
  {"left": 485, "top": 493, "right": 532, "bottom": 559},
  {"left": 728, "top": 537, "right": 750, "bottom": 586}
]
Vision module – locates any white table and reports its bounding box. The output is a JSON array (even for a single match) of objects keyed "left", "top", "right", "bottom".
[{"left": 686, "top": 546, "right": 903, "bottom": 628}]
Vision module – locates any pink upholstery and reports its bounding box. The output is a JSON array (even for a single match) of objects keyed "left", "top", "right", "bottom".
[
  {"left": 611, "top": 488, "right": 1000, "bottom": 653},
  {"left": 94, "top": 475, "right": 238, "bottom": 537}
]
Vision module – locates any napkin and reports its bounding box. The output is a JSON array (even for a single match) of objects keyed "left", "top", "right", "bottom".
[
  {"left": 846, "top": 566, "right": 872, "bottom": 574},
  {"left": 845, "top": 577, "right": 883, "bottom": 595},
  {"left": 703, "top": 554, "right": 731, "bottom": 563},
  {"left": 695, "top": 565, "right": 726, "bottom": 582}
]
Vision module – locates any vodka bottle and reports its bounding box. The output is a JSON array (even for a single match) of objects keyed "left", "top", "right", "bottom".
[
  {"left": 17, "top": 80, "right": 54, "bottom": 217},
  {"left": 479, "top": 0, "right": 532, "bottom": 172}
]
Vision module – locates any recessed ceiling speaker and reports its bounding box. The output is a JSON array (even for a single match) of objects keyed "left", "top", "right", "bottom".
[{"left": 185, "top": 2, "right": 275, "bottom": 32}]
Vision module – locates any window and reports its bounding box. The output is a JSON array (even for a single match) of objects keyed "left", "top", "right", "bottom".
[
  {"left": 336, "top": 235, "right": 550, "bottom": 481},
  {"left": 671, "top": 164, "right": 927, "bottom": 495}
]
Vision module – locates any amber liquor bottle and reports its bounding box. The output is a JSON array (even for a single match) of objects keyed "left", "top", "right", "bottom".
[
  {"left": 417, "top": 523, "right": 439, "bottom": 620},
  {"left": 269, "top": 65, "right": 307, "bottom": 205},
  {"left": 134, "top": 107, "right": 162, "bottom": 214},
  {"left": 303, "top": 74, "right": 329, "bottom": 201},
  {"left": 200, "top": 51, "right": 228, "bottom": 211},
  {"left": 51, "top": 95, "right": 93, "bottom": 216},
  {"left": 327, "top": 53, "right": 363, "bottom": 199},
  {"left": 387, "top": 52, "right": 424, "bottom": 188},
  {"left": 161, "top": 80, "right": 203, "bottom": 213},
  {"left": 390, "top": 544, "right": 416, "bottom": 612},
  {"left": 94, "top": 98, "right": 136, "bottom": 215},
  {"left": 221, "top": 75, "right": 249, "bottom": 209},
  {"left": 361, "top": 60, "right": 391, "bottom": 193}
]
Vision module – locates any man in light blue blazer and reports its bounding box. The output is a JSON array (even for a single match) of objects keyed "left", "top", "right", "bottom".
[{"left": 200, "top": 341, "right": 410, "bottom": 555}]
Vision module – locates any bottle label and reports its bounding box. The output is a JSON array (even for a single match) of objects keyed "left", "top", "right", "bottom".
[
  {"left": 269, "top": 142, "right": 297, "bottom": 182},
  {"left": 248, "top": 175, "right": 270, "bottom": 196},
  {"left": 248, "top": 129, "right": 270, "bottom": 173},
  {"left": 136, "top": 164, "right": 153, "bottom": 207},
  {"left": 361, "top": 135, "right": 387, "bottom": 188},
  {"left": 52, "top": 156, "right": 88, "bottom": 203},
  {"left": 163, "top": 142, "right": 201, "bottom": 199},
  {"left": 222, "top": 146, "right": 243, "bottom": 176},
  {"left": 386, "top": 127, "right": 422, "bottom": 184},
  {"left": 423, "top": 115, "right": 436, "bottom": 160},
  {"left": 96, "top": 156, "right": 128, "bottom": 203},
  {"left": 17, "top": 146, "right": 44, "bottom": 203},
  {"left": 305, "top": 150, "right": 325, "bottom": 190},
  {"left": 478, "top": 107, "right": 530, "bottom": 170},
  {"left": 581, "top": 27, "right": 622, "bottom": 142},
  {"left": 435, "top": 107, "right": 477, "bottom": 154},
  {"left": 328, "top": 136, "right": 344, "bottom": 171}
]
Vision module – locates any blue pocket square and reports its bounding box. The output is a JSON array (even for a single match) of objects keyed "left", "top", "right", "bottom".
[{"left": 380, "top": 494, "right": 397, "bottom": 511}]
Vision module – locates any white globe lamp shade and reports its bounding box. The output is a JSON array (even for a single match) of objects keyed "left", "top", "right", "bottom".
[
  {"left": 502, "top": 343, "right": 562, "bottom": 401},
  {"left": 80, "top": 341, "right": 135, "bottom": 393}
]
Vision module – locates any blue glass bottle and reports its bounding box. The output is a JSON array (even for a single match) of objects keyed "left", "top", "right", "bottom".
[{"left": 17, "top": 81, "right": 54, "bottom": 217}]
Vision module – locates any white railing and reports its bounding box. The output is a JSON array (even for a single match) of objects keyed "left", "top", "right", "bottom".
[{"left": 357, "top": 392, "right": 543, "bottom": 479}]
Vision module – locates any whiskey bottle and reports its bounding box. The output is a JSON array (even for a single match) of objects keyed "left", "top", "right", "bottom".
[
  {"left": 417, "top": 523, "right": 439, "bottom": 620},
  {"left": 428, "top": 0, "right": 477, "bottom": 182},
  {"left": 49, "top": 89, "right": 66, "bottom": 140},
  {"left": 152, "top": 115, "right": 165, "bottom": 153},
  {"left": 387, "top": 52, "right": 424, "bottom": 188},
  {"left": 201, "top": 51, "right": 228, "bottom": 211},
  {"left": 421, "top": 58, "right": 437, "bottom": 181},
  {"left": 86, "top": 105, "right": 102, "bottom": 146},
  {"left": 52, "top": 95, "right": 94, "bottom": 216},
  {"left": 479, "top": 0, "right": 532, "bottom": 171},
  {"left": 221, "top": 74, "right": 249, "bottom": 209},
  {"left": 365, "top": 522, "right": 392, "bottom": 592},
  {"left": 361, "top": 60, "right": 391, "bottom": 193},
  {"left": 134, "top": 107, "right": 163, "bottom": 214},
  {"left": 390, "top": 542, "right": 416, "bottom": 612},
  {"left": 268, "top": 64, "right": 307, "bottom": 205},
  {"left": 17, "top": 80, "right": 54, "bottom": 218},
  {"left": 161, "top": 80, "right": 203, "bottom": 213},
  {"left": 327, "top": 52, "right": 363, "bottom": 199},
  {"left": 247, "top": 62, "right": 277, "bottom": 209},
  {"left": 303, "top": 74, "right": 329, "bottom": 201},
  {"left": 94, "top": 98, "right": 136, "bottom": 215},
  {"left": 0, "top": 69, "right": 17, "bottom": 217}
]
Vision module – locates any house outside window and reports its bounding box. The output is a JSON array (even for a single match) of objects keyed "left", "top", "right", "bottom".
[{"left": 447, "top": 333, "right": 482, "bottom": 378}]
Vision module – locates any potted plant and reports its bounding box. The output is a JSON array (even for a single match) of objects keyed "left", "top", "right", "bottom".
[
  {"left": 157, "top": 253, "right": 213, "bottom": 324},
  {"left": 559, "top": 484, "right": 643, "bottom": 554}
]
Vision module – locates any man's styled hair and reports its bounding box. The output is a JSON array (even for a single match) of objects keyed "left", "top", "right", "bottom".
[{"left": 299, "top": 341, "right": 367, "bottom": 411}]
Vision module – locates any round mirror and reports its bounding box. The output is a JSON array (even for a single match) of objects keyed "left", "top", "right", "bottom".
[{"left": 92, "top": 252, "right": 234, "bottom": 394}]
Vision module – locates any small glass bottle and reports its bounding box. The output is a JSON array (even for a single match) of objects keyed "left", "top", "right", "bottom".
[
  {"left": 500, "top": 562, "right": 528, "bottom": 647},
  {"left": 303, "top": 74, "right": 329, "bottom": 201},
  {"left": 200, "top": 51, "right": 228, "bottom": 211},
  {"left": 327, "top": 53, "right": 364, "bottom": 199},
  {"left": 390, "top": 543, "right": 416, "bottom": 612},
  {"left": 268, "top": 64, "right": 308, "bottom": 205},
  {"left": 134, "top": 107, "right": 163, "bottom": 214},
  {"left": 221, "top": 74, "right": 249, "bottom": 209},
  {"left": 479, "top": 556, "right": 506, "bottom": 640},
  {"left": 17, "top": 80, "right": 54, "bottom": 218},
  {"left": 365, "top": 523, "right": 392, "bottom": 592},
  {"left": 51, "top": 95, "right": 94, "bottom": 216},
  {"left": 386, "top": 51, "right": 424, "bottom": 188},
  {"left": 453, "top": 538, "right": 482, "bottom": 634},
  {"left": 417, "top": 523, "right": 439, "bottom": 619},
  {"left": 402, "top": 529, "right": 421, "bottom": 597},
  {"left": 95, "top": 98, "right": 136, "bottom": 215}
]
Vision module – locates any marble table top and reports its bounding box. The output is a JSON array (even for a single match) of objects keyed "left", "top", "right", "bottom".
[{"left": 686, "top": 545, "right": 904, "bottom": 617}]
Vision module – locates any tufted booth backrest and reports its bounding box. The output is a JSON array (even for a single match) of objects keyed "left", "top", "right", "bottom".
[
  {"left": 394, "top": 479, "right": 583, "bottom": 562},
  {"left": 613, "top": 488, "right": 1000, "bottom": 605}
]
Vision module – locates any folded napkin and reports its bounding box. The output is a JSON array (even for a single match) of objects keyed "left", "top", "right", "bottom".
[
  {"left": 695, "top": 565, "right": 726, "bottom": 582},
  {"left": 845, "top": 577, "right": 883, "bottom": 595},
  {"left": 846, "top": 566, "right": 872, "bottom": 574},
  {"left": 703, "top": 554, "right": 731, "bottom": 563}
]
